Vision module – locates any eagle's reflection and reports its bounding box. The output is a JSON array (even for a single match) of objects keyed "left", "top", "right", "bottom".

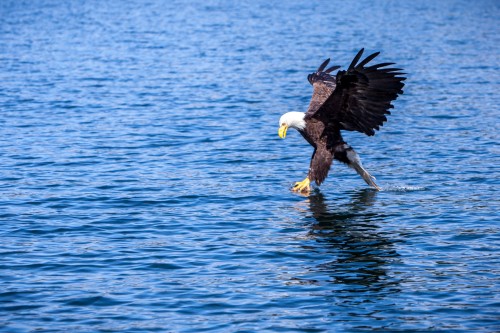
[{"left": 303, "top": 190, "right": 401, "bottom": 295}]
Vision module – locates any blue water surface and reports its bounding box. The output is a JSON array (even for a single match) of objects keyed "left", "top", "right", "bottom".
[{"left": 1, "top": 0, "right": 499, "bottom": 332}]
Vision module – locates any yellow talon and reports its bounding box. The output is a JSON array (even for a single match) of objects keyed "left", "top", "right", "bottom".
[{"left": 292, "top": 177, "right": 311, "bottom": 193}]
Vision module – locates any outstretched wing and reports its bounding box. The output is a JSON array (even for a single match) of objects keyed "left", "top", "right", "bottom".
[
  {"left": 305, "top": 49, "right": 406, "bottom": 136},
  {"left": 304, "top": 59, "right": 341, "bottom": 120}
]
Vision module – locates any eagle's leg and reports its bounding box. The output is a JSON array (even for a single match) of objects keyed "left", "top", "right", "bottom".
[
  {"left": 292, "top": 177, "right": 311, "bottom": 193},
  {"left": 334, "top": 143, "right": 381, "bottom": 191},
  {"left": 345, "top": 148, "right": 381, "bottom": 191}
]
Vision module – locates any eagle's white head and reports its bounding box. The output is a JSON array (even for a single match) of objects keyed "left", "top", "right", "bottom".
[{"left": 278, "top": 112, "right": 306, "bottom": 139}]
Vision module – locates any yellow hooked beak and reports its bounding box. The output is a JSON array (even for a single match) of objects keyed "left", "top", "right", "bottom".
[{"left": 278, "top": 125, "right": 288, "bottom": 139}]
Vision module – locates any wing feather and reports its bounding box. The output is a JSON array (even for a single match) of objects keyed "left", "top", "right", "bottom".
[
  {"left": 304, "top": 49, "right": 406, "bottom": 136},
  {"left": 347, "top": 48, "right": 365, "bottom": 70},
  {"left": 317, "top": 58, "right": 331, "bottom": 72},
  {"left": 356, "top": 51, "right": 380, "bottom": 68},
  {"left": 325, "top": 65, "right": 340, "bottom": 73}
]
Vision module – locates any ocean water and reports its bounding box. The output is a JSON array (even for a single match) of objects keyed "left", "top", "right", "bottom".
[{"left": 1, "top": 0, "right": 499, "bottom": 332}]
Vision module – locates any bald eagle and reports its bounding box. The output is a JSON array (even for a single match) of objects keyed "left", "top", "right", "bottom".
[{"left": 278, "top": 48, "right": 405, "bottom": 193}]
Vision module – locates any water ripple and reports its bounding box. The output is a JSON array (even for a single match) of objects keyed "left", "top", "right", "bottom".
[{"left": 1, "top": 0, "right": 499, "bottom": 332}]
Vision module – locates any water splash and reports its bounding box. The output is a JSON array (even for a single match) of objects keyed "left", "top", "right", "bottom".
[{"left": 379, "top": 185, "right": 428, "bottom": 192}]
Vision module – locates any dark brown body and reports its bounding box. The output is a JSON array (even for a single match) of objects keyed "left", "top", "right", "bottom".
[{"left": 298, "top": 119, "right": 354, "bottom": 186}]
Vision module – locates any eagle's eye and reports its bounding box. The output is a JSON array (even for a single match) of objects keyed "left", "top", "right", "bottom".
[{"left": 281, "top": 123, "right": 286, "bottom": 126}]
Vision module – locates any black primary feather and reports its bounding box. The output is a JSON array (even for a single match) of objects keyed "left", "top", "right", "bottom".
[
  {"left": 347, "top": 48, "right": 364, "bottom": 70},
  {"left": 317, "top": 58, "right": 330, "bottom": 72},
  {"left": 325, "top": 65, "right": 341, "bottom": 73},
  {"left": 356, "top": 51, "right": 380, "bottom": 68}
]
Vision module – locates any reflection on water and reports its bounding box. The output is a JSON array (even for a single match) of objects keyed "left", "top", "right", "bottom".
[{"left": 304, "top": 190, "right": 402, "bottom": 319}]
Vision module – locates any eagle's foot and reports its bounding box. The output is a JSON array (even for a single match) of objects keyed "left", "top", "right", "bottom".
[
  {"left": 363, "top": 172, "right": 381, "bottom": 191},
  {"left": 292, "top": 177, "right": 311, "bottom": 193}
]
